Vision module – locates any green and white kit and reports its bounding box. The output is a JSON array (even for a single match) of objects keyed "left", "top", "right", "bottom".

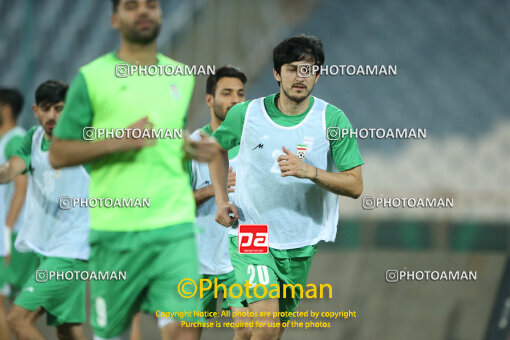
[
  {"left": 212, "top": 93, "right": 364, "bottom": 318},
  {"left": 53, "top": 52, "right": 203, "bottom": 338},
  {"left": 190, "top": 125, "right": 243, "bottom": 312},
  {"left": 13, "top": 125, "right": 90, "bottom": 326}
]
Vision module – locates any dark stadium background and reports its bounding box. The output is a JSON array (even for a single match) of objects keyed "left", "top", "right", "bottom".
[{"left": 1, "top": 0, "right": 509, "bottom": 339}]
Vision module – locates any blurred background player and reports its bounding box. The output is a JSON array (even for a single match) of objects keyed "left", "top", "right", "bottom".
[
  {"left": 210, "top": 34, "right": 364, "bottom": 340},
  {"left": 189, "top": 66, "right": 251, "bottom": 340},
  {"left": 0, "top": 80, "right": 90, "bottom": 340},
  {"left": 49, "top": 0, "right": 219, "bottom": 339},
  {"left": 0, "top": 88, "right": 28, "bottom": 340}
]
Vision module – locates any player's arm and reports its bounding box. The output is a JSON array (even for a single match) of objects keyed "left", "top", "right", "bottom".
[
  {"left": 3, "top": 171, "right": 27, "bottom": 263},
  {"left": 209, "top": 102, "right": 246, "bottom": 226},
  {"left": 187, "top": 157, "right": 215, "bottom": 205},
  {"left": 277, "top": 147, "right": 363, "bottom": 198},
  {"left": 3, "top": 136, "right": 28, "bottom": 228},
  {"left": 48, "top": 72, "right": 156, "bottom": 168},
  {"left": 50, "top": 116, "right": 154, "bottom": 168},
  {"left": 0, "top": 156, "right": 28, "bottom": 183},
  {"left": 5, "top": 173, "right": 27, "bottom": 227},
  {"left": 194, "top": 166, "right": 235, "bottom": 205},
  {"left": 194, "top": 185, "right": 215, "bottom": 205},
  {"left": 312, "top": 165, "right": 362, "bottom": 198},
  {"left": 209, "top": 146, "right": 238, "bottom": 226}
]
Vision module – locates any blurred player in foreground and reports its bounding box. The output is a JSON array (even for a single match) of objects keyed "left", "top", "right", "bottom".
[
  {"left": 0, "top": 88, "right": 28, "bottom": 340},
  {"left": 210, "top": 34, "right": 364, "bottom": 340},
  {"left": 188, "top": 66, "right": 251, "bottom": 340},
  {"left": 0, "top": 80, "right": 90, "bottom": 340},
  {"left": 49, "top": 0, "right": 218, "bottom": 339}
]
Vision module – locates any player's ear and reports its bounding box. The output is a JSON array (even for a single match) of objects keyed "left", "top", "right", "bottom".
[
  {"left": 273, "top": 68, "right": 282, "bottom": 83},
  {"left": 111, "top": 12, "right": 119, "bottom": 29},
  {"left": 314, "top": 72, "right": 321, "bottom": 84},
  {"left": 32, "top": 104, "right": 38, "bottom": 117},
  {"left": 205, "top": 94, "right": 214, "bottom": 109}
]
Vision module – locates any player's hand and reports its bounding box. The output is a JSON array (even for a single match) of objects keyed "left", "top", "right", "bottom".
[
  {"left": 184, "top": 131, "right": 220, "bottom": 163},
  {"left": 215, "top": 201, "right": 239, "bottom": 227},
  {"left": 112, "top": 116, "right": 156, "bottom": 152},
  {"left": 227, "top": 166, "right": 236, "bottom": 193},
  {"left": 277, "top": 146, "right": 315, "bottom": 179}
]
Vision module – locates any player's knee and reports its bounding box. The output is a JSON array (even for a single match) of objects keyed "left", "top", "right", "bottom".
[
  {"left": 6, "top": 309, "right": 24, "bottom": 333},
  {"left": 252, "top": 324, "right": 278, "bottom": 340},
  {"left": 57, "top": 323, "right": 82, "bottom": 340},
  {"left": 234, "top": 325, "right": 252, "bottom": 340}
]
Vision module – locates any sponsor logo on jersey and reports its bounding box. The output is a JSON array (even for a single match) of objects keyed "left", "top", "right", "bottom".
[{"left": 252, "top": 143, "right": 264, "bottom": 150}]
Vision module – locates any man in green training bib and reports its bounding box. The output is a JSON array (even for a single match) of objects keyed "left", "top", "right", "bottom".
[
  {"left": 49, "top": 1, "right": 219, "bottom": 339},
  {"left": 1, "top": 80, "right": 90, "bottom": 340}
]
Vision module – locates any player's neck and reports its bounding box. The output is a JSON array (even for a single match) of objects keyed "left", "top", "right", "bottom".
[
  {"left": 276, "top": 92, "right": 311, "bottom": 116},
  {"left": 0, "top": 121, "right": 16, "bottom": 137},
  {"left": 209, "top": 115, "right": 222, "bottom": 133},
  {"left": 117, "top": 40, "right": 158, "bottom": 65}
]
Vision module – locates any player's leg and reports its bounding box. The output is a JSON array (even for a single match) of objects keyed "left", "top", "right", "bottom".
[
  {"left": 56, "top": 323, "right": 86, "bottom": 340},
  {"left": 158, "top": 318, "right": 180, "bottom": 340},
  {"left": 129, "top": 312, "right": 142, "bottom": 340},
  {"left": 7, "top": 304, "right": 45, "bottom": 340},
  {"left": 8, "top": 232, "right": 40, "bottom": 298},
  {"left": 249, "top": 299, "right": 279, "bottom": 340},
  {"left": 231, "top": 307, "right": 252, "bottom": 340},
  {"left": 89, "top": 244, "right": 148, "bottom": 340},
  {"left": 0, "top": 259, "right": 11, "bottom": 339},
  {"left": 228, "top": 236, "right": 281, "bottom": 340},
  {"left": 219, "top": 272, "right": 252, "bottom": 340},
  {"left": 273, "top": 255, "right": 315, "bottom": 340},
  {"left": 145, "top": 231, "right": 202, "bottom": 340},
  {"left": 161, "top": 323, "right": 199, "bottom": 340},
  {"left": 0, "top": 295, "right": 10, "bottom": 340}
]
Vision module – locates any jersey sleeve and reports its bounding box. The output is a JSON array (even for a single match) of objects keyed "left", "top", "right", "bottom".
[
  {"left": 211, "top": 100, "right": 251, "bottom": 151},
  {"left": 4, "top": 135, "right": 24, "bottom": 160},
  {"left": 53, "top": 72, "right": 93, "bottom": 140},
  {"left": 13, "top": 126, "right": 38, "bottom": 170},
  {"left": 325, "top": 105, "right": 364, "bottom": 172},
  {"left": 184, "top": 159, "right": 194, "bottom": 188}
]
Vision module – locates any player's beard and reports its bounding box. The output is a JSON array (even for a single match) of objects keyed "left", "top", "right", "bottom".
[
  {"left": 212, "top": 101, "right": 228, "bottom": 122},
  {"left": 122, "top": 19, "right": 161, "bottom": 45},
  {"left": 281, "top": 82, "right": 314, "bottom": 104}
]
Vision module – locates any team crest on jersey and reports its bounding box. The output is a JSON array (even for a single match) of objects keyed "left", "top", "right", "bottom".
[
  {"left": 297, "top": 144, "right": 307, "bottom": 159},
  {"left": 54, "top": 170, "right": 62, "bottom": 179}
]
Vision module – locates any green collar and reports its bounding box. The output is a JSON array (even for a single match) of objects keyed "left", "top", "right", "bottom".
[
  {"left": 201, "top": 123, "right": 212, "bottom": 136},
  {"left": 264, "top": 93, "right": 315, "bottom": 119}
]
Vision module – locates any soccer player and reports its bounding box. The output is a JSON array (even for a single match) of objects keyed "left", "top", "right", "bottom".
[
  {"left": 189, "top": 66, "right": 251, "bottom": 340},
  {"left": 49, "top": 1, "right": 218, "bottom": 339},
  {"left": 209, "top": 34, "right": 364, "bottom": 340},
  {"left": 0, "top": 88, "right": 28, "bottom": 340},
  {"left": 0, "top": 80, "right": 90, "bottom": 340}
]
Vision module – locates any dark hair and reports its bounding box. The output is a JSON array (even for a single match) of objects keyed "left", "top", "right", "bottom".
[
  {"left": 273, "top": 34, "right": 325, "bottom": 76},
  {"left": 0, "top": 88, "right": 24, "bottom": 120},
  {"left": 35, "top": 80, "right": 68, "bottom": 106},
  {"left": 111, "top": 0, "right": 120, "bottom": 12},
  {"left": 206, "top": 65, "right": 247, "bottom": 96}
]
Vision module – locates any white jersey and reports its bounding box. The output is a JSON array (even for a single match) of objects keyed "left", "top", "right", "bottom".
[
  {"left": 15, "top": 127, "right": 90, "bottom": 260},
  {"left": 191, "top": 128, "right": 235, "bottom": 275},
  {"left": 232, "top": 96, "right": 339, "bottom": 249},
  {"left": 0, "top": 126, "right": 26, "bottom": 256}
]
